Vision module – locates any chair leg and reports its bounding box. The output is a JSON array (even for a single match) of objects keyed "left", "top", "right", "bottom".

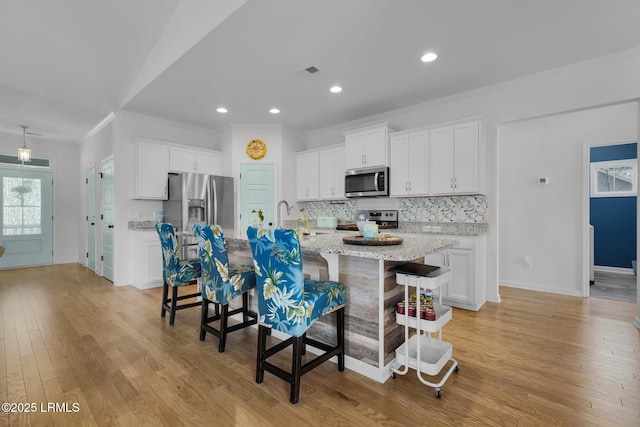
[
  {"left": 161, "top": 282, "right": 169, "bottom": 318},
  {"left": 199, "top": 299, "right": 209, "bottom": 341},
  {"left": 242, "top": 292, "right": 249, "bottom": 323},
  {"left": 337, "top": 307, "right": 345, "bottom": 371},
  {"left": 256, "top": 325, "right": 268, "bottom": 384},
  {"left": 218, "top": 304, "right": 229, "bottom": 353},
  {"left": 169, "top": 286, "right": 178, "bottom": 326},
  {"left": 290, "top": 335, "right": 305, "bottom": 404}
]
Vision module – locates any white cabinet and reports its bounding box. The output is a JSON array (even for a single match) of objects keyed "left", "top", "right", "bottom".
[
  {"left": 131, "top": 138, "right": 169, "bottom": 200},
  {"left": 344, "top": 124, "right": 390, "bottom": 169},
  {"left": 424, "top": 234, "right": 487, "bottom": 311},
  {"left": 129, "top": 230, "right": 163, "bottom": 289},
  {"left": 390, "top": 130, "right": 429, "bottom": 197},
  {"left": 319, "top": 145, "right": 346, "bottom": 200},
  {"left": 296, "top": 151, "right": 320, "bottom": 201},
  {"left": 429, "top": 121, "right": 483, "bottom": 195},
  {"left": 169, "top": 145, "right": 222, "bottom": 175}
]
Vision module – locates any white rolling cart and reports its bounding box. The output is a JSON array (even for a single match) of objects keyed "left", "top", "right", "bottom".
[{"left": 390, "top": 263, "right": 459, "bottom": 398}]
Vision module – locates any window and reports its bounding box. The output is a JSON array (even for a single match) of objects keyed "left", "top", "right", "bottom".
[
  {"left": 590, "top": 159, "right": 637, "bottom": 197},
  {"left": 2, "top": 176, "right": 42, "bottom": 235}
]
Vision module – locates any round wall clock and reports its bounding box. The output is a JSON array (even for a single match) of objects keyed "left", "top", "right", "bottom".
[{"left": 246, "top": 139, "right": 267, "bottom": 160}]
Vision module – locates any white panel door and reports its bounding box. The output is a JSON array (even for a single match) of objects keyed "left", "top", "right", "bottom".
[
  {"left": 389, "top": 134, "right": 409, "bottom": 196},
  {"left": 101, "top": 157, "right": 115, "bottom": 282},
  {"left": 169, "top": 145, "right": 195, "bottom": 172},
  {"left": 0, "top": 168, "right": 53, "bottom": 269},
  {"left": 345, "top": 132, "right": 365, "bottom": 169},
  {"left": 87, "top": 166, "right": 96, "bottom": 271},
  {"left": 363, "top": 127, "right": 387, "bottom": 167},
  {"left": 407, "top": 131, "right": 428, "bottom": 195}
]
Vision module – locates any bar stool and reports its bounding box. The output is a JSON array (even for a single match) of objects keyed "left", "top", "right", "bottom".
[
  {"left": 193, "top": 224, "right": 257, "bottom": 352},
  {"left": 155, "top": 223, "right": 202, "bottom": 326},
  {"left": 247, "top": 226, "right": 346, "bottom": 404}
]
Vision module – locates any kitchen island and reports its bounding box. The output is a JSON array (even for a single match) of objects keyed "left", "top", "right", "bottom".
[{"left": 223, "top": 230, "right": 458, "bottom": 383}]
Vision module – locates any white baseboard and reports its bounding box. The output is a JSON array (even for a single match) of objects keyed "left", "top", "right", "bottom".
[
  {"left": 594, "top": 265, "right": 635, "bottom": 275},
  {"left": 500, "top": 281, "right": 583, "bottom": 297}
]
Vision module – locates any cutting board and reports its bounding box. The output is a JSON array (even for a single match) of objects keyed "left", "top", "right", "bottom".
[{"left": 342, "top": 235, "right": 403, "bottom": 246}]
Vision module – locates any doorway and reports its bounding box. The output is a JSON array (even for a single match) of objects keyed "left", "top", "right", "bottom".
[
  {"left": 87, "top": 165, "right": 96, "bottom": 271},
  {"left": 101, "top": 157, "right": 114, "bottom": 282},
  {"left": 0, "top": 167, "right": 53, "bottom": 268},
  {"left": 239, "top": 163, "right": 275, "bottom": 232},
  {"left": 585, "top": 142, "right": 637, "bottom": 303}
]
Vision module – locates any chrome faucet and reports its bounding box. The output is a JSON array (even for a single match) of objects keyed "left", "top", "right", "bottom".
[{"left": 276, "top": 200, "right": 297, "bottom": 228}]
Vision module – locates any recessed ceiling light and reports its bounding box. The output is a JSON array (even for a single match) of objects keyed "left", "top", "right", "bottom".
[
  {"left": 421, "top": 52, "right": 438, "bottom": 63},
  {"left": 330, "top": 86, "right": 342, "bottom": 93},
  {"left": 269, "top": 108, "right": 280, "bottom": 114},
  {"left": 216, "top": 107, "right": 228, "bottom": 113}
]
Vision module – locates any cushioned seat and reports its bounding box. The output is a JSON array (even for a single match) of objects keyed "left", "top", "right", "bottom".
[
  {"left": 194, "top": 224, "right": 257, "bottom": 352},
  {"left": 247, "top": 226, "right": 346, "bottom": 404},
  {"left": 155, "top": 223, "right": 202, "bottom": 326}
]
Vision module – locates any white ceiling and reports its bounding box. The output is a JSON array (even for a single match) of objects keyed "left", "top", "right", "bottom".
[{"left": 1, "top": 0, "right": 640, "bottom": 143}]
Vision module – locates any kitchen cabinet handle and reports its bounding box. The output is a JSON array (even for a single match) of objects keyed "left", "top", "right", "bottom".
[{"left": 108, "top": 225, "right": 114, "bottom": 229}]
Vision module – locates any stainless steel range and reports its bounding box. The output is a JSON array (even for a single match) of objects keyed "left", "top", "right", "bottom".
[{"left": 336, "top": 209, "right": 398, "bottom": 231}]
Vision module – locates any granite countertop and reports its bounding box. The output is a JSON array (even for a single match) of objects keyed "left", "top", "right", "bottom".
[
  {"left": 282, "top": 220, "right": 488, "bottom": 236},
  {"left": 224, "top": 229, "right": 459, "bottom": 262}
]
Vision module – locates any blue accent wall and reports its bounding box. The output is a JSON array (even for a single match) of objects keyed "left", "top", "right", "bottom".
[{"left": 590, "top": 143, "right": 637, "bottom": 269}]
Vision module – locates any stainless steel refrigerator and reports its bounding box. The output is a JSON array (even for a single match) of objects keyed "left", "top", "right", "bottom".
[{"left": 163, "top": 172, "right": 235, "bottom": 259}]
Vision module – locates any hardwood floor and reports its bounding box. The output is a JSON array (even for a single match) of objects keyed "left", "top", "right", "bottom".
[
  {"left": 1, "top": 264, "right": 639, "bottom": 426},
  {"left": 591, "top": 270, "right": 637, "bottom": 303}
]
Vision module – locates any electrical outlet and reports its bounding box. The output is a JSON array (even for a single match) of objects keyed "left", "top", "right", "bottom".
[{"left": 524, "top": 256, "right": 533, "bottom": 270}]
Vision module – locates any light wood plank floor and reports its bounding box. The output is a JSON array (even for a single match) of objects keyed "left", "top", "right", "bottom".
[
  {"left": 1, "top": 264, "right": 639, "bottom": 426},
  {"left": 591, "top": 270, "right": 637, "bottom": 303}
]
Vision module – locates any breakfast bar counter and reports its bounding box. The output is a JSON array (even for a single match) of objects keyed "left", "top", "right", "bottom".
[{"left": 223, "top": 230, "right": 458, "bottom": 383}]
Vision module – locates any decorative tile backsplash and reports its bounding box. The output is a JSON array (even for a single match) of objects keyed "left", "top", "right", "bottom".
[{"left": 301, "top": 195, "right": 488, "bottom": 223}]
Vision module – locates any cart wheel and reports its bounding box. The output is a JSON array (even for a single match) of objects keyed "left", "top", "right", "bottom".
[
  {"left": 454, "top": 365, "right": 460, "bottom": 372},
  {"left": 435, "top": 388, "right": 442, "bottom": 398},
  {"left": 391, "top": 372, "right": 396, "bottom": 379}
]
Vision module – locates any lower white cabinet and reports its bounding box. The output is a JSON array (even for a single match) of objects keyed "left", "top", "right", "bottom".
[
  {"left": 129, "top": 230, "right": 163, "bottom": 289},
  {"left": 424, "top": 234, "right": 487, "bottom": 311}
]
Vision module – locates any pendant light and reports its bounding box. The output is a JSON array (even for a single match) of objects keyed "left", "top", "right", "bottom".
[{"left": 17, "top": 125, "right": 32, "bottom": 163}]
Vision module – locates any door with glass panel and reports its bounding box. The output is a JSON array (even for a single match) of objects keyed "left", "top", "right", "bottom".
[{"left": 0, "top": 168, "right": 53, "bottom": 268}]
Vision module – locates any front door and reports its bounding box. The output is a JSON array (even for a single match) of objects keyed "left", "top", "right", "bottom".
[
  {"left": 240, "top": 163, "right": 275, "bottom": 233},
  {"left": 101, "top": 157, "right": 114, "bottom": 282},
  {"left": 86, "top": 166, "right": 96, "bottom": 271},
  {"left": 0, "top": 168, "right": 53, "bottom": 268}
]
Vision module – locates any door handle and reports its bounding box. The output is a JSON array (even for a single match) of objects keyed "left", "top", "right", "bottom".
[
  {"left": 91, "top": 222, "right": 95, "bottom": 225},
  {"left": 108, "top": 225, "right": 114, "bottom": 229}
]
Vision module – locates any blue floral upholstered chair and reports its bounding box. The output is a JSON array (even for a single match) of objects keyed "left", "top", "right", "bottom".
[
  {"left": 155, "top": 223, "right": 202, "bottom": 326},
  {"left": 247, "top": 226, "right": 346, "bottom": 404},
  {"left": 193, "top": 224, "right": 257, "bottom": 352}
]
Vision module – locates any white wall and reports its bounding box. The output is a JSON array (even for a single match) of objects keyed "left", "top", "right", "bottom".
[
  {"left": 0, "top": 131, "right": 80, "bottom": 264},
  {"left": 306, "top": 48, "right": 640, "bottom": 305},
  {"left": 80, "top": 112, "right": 218, "bottom": 285},
  {"left": 499, "top": 102, "right": 638, "bottom": 295}
]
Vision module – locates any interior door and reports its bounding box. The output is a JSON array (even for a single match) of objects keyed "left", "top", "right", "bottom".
[
  {"left": 0, "top": 168, "right": 53, "bottom": 268},
  {"left": 86, "top": 166, "right": 96, "bottom": 271},
  {"left": 240, "top": 163, "right": 274, "bottom": 233},
  {"left": 101, "top": 157, "right": 114, "bottom": 282}
]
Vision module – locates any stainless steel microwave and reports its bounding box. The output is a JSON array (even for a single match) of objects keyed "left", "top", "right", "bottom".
[{"left": 345, "top": 166, "right": 389, "bottom": 197}]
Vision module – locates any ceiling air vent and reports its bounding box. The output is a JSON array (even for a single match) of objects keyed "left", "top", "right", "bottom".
[{"left": 294, "top": 65, "right": 321, "bottom": 79}]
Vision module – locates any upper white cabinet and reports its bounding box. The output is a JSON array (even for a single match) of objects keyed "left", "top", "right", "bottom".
[
  {"left": 319, "top": 145, "right": 346, "bottom": 200},
  {"left": 131, "top": 138, "right": 169, "bottom": 200},
  {"left": 389, "top": 130, "right": 429, "bottom": 197},
  {"left": 296, "top": 151, "right": 320, "bottom": 201},
  {"left": 429, "top": 121, "right": 484, "bottom": 195},
  {"left": 344, "top": 124, "right": 390, "bottom": 169},
  {"left": 169, "top": 145, "right": 222, "bottom": 175}
]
